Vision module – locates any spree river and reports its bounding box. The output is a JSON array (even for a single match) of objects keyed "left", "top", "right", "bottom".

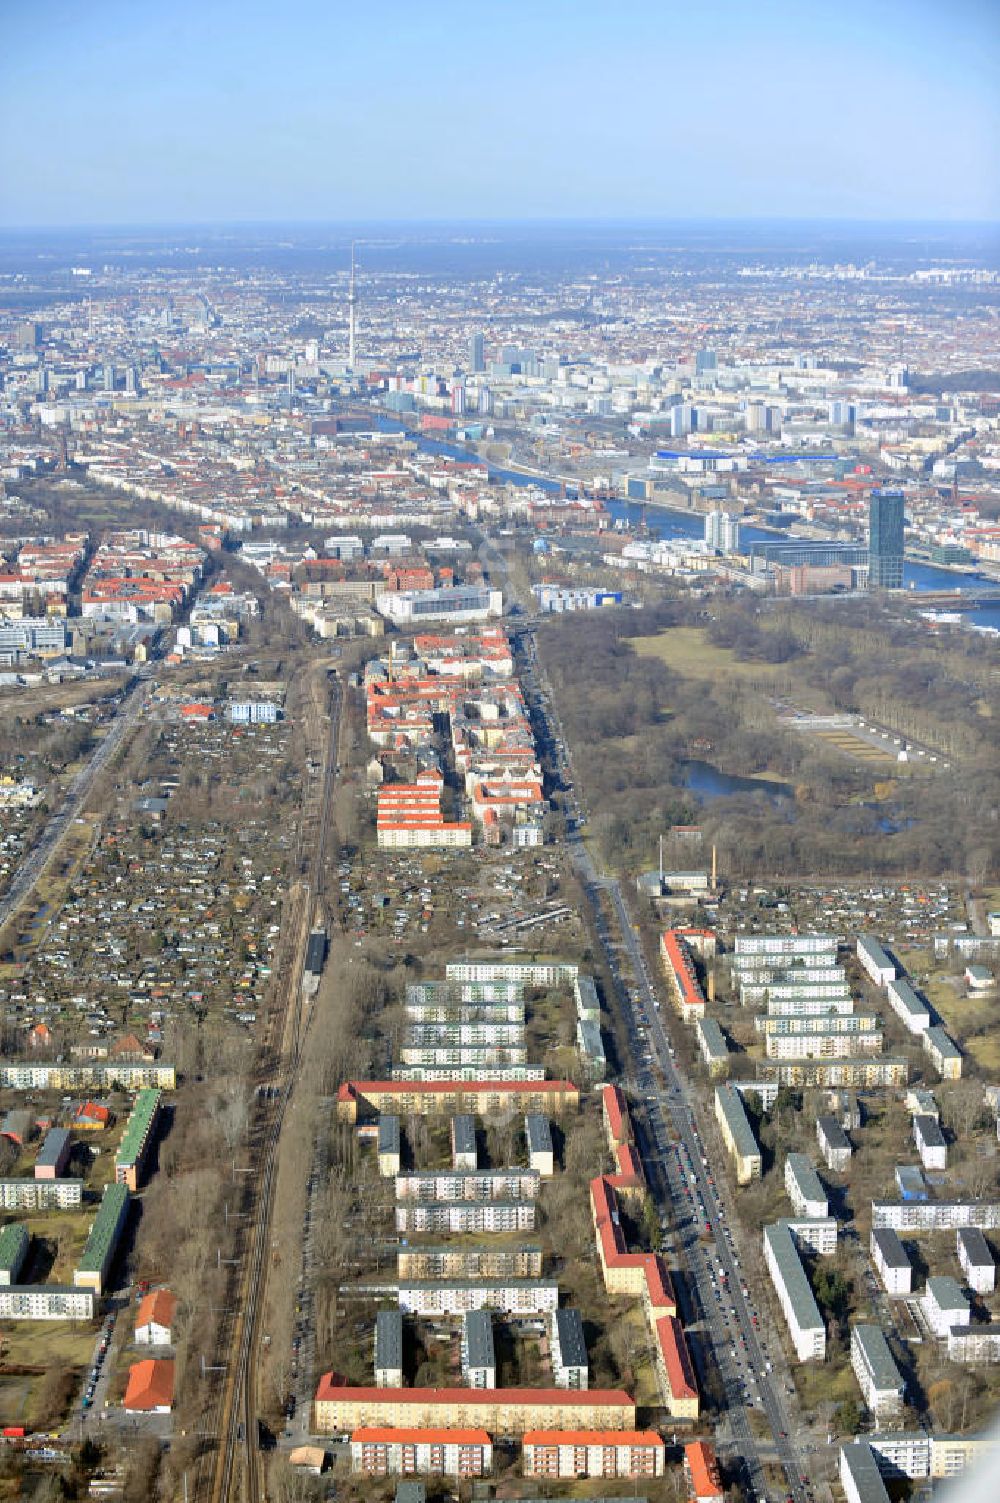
[{"left": 377, "top": 420, "right": 1000, "bottom": 633}]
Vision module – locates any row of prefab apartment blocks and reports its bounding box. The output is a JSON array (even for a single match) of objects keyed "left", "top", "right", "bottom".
[
  {"left": 660, "top": 930, "right": 1000, "bottom": 1453},
  {"left": 317, "top": 953, "right": 708, "bottom": 1486},
  {"left": 0, "top": 1064, "right": 173, "bottom": 1321}
]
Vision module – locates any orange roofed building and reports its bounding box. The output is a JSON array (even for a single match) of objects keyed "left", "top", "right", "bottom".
[
  {"left": 685, "top": 1440, "right": 725, "bottom": 1503},
  {"left": 123, "top": 1358, "right": 174, "bottom": 1413},
  {"left": 522, "top": 1429, "right": 665, "bottom": 1479},
  {"left": 135, "top": 1288, "right": 177, "bottom": 1346},
  {"left": 349, "top": 1427, "right": 492, "bottom": 1477}
]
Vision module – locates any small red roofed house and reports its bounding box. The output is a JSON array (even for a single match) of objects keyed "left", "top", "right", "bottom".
[
  {"left": 123, "top": 1358, "right": 174, "bottom": 1413},
  {"left": 135, "top": 1289, "right": 177, "bottom": 1346},
  {"left": 74, "top": 1101, "right": 111, "bottom": 1131},
  {"left": 29, "top": 1022, "right": 53, "bottom": 1050},
  {"left": 111, "top": 1033, "right": 153, "bottom": 1063}
]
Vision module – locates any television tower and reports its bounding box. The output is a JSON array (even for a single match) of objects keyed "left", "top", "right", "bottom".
[{"left": 348, "top": 241, "right": 357, "bottom": 370}]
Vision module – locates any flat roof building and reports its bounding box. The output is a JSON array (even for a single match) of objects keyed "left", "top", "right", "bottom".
[
  {"left": 714, "top": 1084, "right": 761, "bottom": 1185},
  {"left": 551, "top": 1307, "right": 588, "bottom": 1390},
  {"left": 461, "top": 1309, "right": 496, "bottom": 1389},
  {"left": 957, "top": 1226, "right": 995, "bottom": 1293},
  {"left": 0, "top": 1223, "right": 29, "bottom": 1286},
  {"left": 763, "top": 1222, "right": 825, "bottom": 1362},
  {"left": 375, "top": 1309, "right": 404, "bottom": 1388},
  {"left": 816, "top": 1115, "right": 852, "bottom": 1172},
  {"left": 857, "top": 937, "right": 896, "bottom": 987},
  {"left": 871, "top": 1228, "right": 912, "bottom": 1296},
  {"left": 840, "top": 1441, "right": 892, "bottom": 1503},
  {"left": 851, "top": 1324, "right": 905, "bottom": 1422},
  {"left": 450, "top": 1114, "right": 478, "bottom": 1171},
  {"left": 378, "top": 1115, "right": 401, "bottom": 1177},
  {"left": 525, "top": 1114, "right": 554, "bottom": 1177},
  {"left": 784, "top": 1153, "right": 828, "bottom": 1219},
  {"left": 34, "top": 1127, "right": 72, "bottom": 1180}
]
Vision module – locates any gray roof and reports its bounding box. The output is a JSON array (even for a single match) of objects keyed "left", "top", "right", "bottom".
[
  {"left": 525, "top": 1113, "right": 553, "bottom": 1154},
  {"left": 764, "top": 1223, "right": 824, "bottom": 1333},
  {"left": 840, "top": 1442, "right": 891, "bottom": 1503},
  {"left": 925, "top": 1026, "right": 961, "bottom": 1060},
  {"left": 375, "top": 1308, "right": 403, "bottom": 1370},
  {"left": 926, "top": 1275, "right": 968, "bottom": 1312},
  {"left": 888, "top": 978, "right": 929, "bottom": 1018},
  {"left": 817, "top": 1115, "right": 851, "bottom": 1152},
  {"left": 35, "top": 1127, "right": 71, "bottom": 1169},
  {"left": 957, "top": 1226, "right": 993, "bottom": 1267},
  {"left": 786, "top": 1152, "right": 827, "bottom": 1206},
  {"left": 872, "top": 1228, "right": 910, "bottom": 1270},
  {"left": 716, "top": 1084, "right": 761, "bottom": 1160},
  {"left": 378, "top": 1115, "right": 400, "bottom": 1154},
  {"left": 696, "top": 1017, "right": 728, "bottom": 1056},
  {"left": 852, "top": 1324, "right": 904, "bottom": 1392},
  {"left": 858, "top": 936, "right": 894, "bottom": 973},
  {"left": 451, "top": 1114, "right": 477, "bottom": 1157},
  {"left": 914, "top": 1115, "right": 946, "bottom": 1150},
  {"left": 553, "top": 1307, "right": 587, "bottom": 1369},
  {"left": 463, "top": 1309, "right": 495, "bottom": 1371}
]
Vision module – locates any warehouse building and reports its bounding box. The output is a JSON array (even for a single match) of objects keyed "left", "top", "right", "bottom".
[
  {"left": 784, "top": 1154, "right": 829, "bottom": 1219},
  {"left": 871, "top": 1228, "right": 912, "bottom": 1296},
  {"left": 714, "top": 1084, "right": 761, "bottom": 1185},
  {"left": 851, "top": 1324, "right": 905, "bottom": 1422},
  {"left": 551, "top": 1307, "right": 588, "bottom": 1390},
  {"left": 763, "top": 1222, "right": 825, "bottom": 1362}
]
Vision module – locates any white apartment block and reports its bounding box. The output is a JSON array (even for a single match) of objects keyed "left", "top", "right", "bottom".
[
  {"left": 395, "top": 1201, "right": 535, "bottom": 1234},
  {"left": 887, "top": 978, "right": 931, "bottom": 1034},
  {"left": 779, "top": 1217, "right": 838, "bottom": 1256},
  {"left": 763, "top": 1223, "right": 825, "bottom": 1362},
  {"left": 870, "top": 1228, "right": 912, "bottom": 1296},
  {"left": 872, "top": 1201, "right": 1000, "bottom": 1232},
  {"left": 816, "top": 1115, "right": 852, "bottom": 1171},
  {"left": 784, "top": 1154, "right": 829, "bottom": 1219},
  {"left": 913, "top": 1114, "right": 947, "bottom": 1171},
  {"left": 0, "top": 1179, "right": 83, "bottom": 1211},
  {"left": 765, "top": 1030, "right": 883, "bottom": 1060},
  {"left": 396, "top": 1280, "right": 559, "bottom": 1317},
  {"left": 395, "top": 1169, "right": 539, "bottom": 1202},
  {"left": 947, "top": 1323, "right": 1000, "bottom": 1363},
  {"left": 957, "top": 1227, "right": 995, "bottom": 1293},
  {"left": 766, "top": 996, "right": 856, "bottom": 1017},
  {"left": 840, "top": 1442, "right": 891, "bottom": 1503},
  {"left": 921, "top": 1276, "right": 970, "bottom": 1338},
  {"left": 550, "top": 1307, "right": 589, "bottom": 1390},
  {"left": 0, "top": 1284, "right": 95, "bottom": 1321},
  {"left": 857, "top": 937, "right": 896, "bottom": 986},
  {"left": 851, "top": 1324, "right": 905, "bottom": 1422},
  {"left": 923, "top": 1026, "right": 962, "bottom": 1080}
]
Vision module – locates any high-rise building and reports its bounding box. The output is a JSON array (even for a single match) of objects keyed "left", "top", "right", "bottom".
[
  {"left": 451, "top": 380, "right": 466, "bottom": 417},
  {"left": 470, "top": 332, "right": 485, "bottom": 373},
  {"left": 868, "top": 490, "right": 905, "bottom": 590},
  {"left": 705, "top": 511, "right": 741, "bottom": 554},
  {"left": 695, "top": 349, "right": 717, "bottom": 375}
]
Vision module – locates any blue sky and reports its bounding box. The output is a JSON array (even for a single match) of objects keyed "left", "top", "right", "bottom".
[{"left": 1, "top": 0, "right": 997, "bottom": 226}]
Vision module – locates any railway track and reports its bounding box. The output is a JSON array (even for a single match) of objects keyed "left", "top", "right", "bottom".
[{"left": 207, "top": 668, "right": 341, "bottom": 1503}]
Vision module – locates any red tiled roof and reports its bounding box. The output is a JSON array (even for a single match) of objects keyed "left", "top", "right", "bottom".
[{"left": 123, "top": 1358, "right": 174, "bottom": 1410}]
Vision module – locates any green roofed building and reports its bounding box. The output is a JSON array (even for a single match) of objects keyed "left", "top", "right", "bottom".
[
  {"left": 0, "top": 1222, "right": 29, "bottom": 1286},
  {"left": 74, "top": 1182, "right": 130, "bottom": 1296},
  {"left": 115, "top": 1089, "right": 162, "bottom": 1191}
]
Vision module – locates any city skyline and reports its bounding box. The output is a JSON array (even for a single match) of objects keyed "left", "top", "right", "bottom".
[{"left": 2, "top": 0, "right": 998, "bottom": 228}]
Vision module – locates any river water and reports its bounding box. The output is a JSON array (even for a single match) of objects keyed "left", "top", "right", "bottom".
[{"left": 377, "top": 419, "right": 1000, "bottom": 632}]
